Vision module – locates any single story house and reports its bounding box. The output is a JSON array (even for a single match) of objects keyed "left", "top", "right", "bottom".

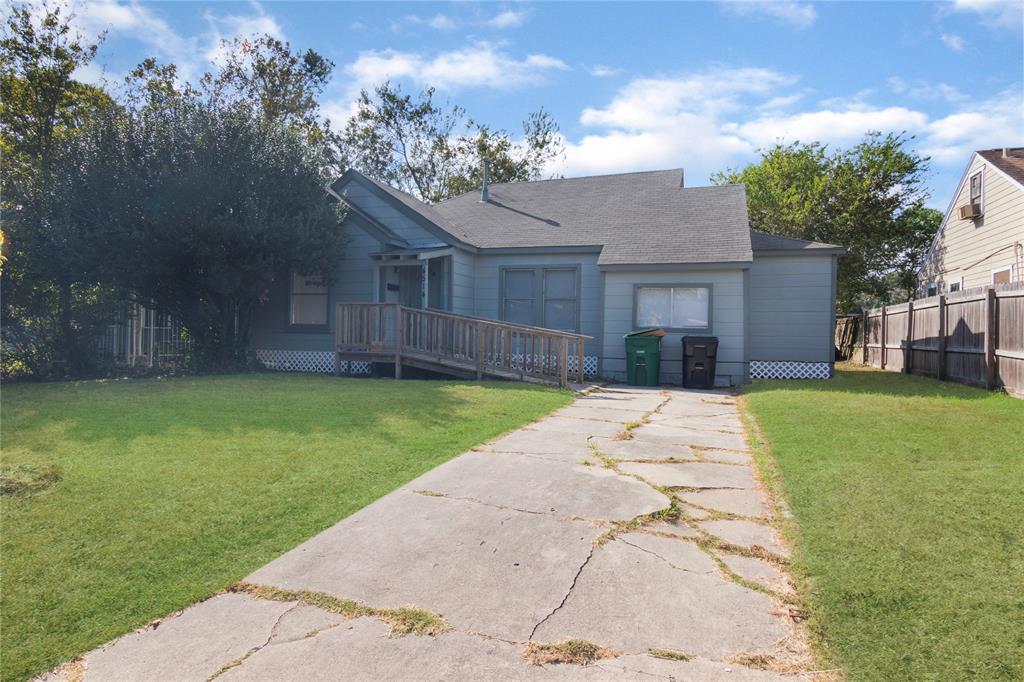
[
  {"left": 918, "top": 147, "right": 1024, "bottom": 296},
  {"left": 250, "top": 168, "right": 844, "bottom": 385}
]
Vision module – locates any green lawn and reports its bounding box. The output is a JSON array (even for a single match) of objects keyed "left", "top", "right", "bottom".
[
  {"left": 0, "top": 373, "right": 570, "bottom": 681},
  {"left": 742, "top": 365, "right": 1024, "bottom": 681}
]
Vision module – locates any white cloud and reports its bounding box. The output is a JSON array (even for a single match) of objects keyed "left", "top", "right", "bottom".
[
  {"left": 940, "top": 33, "right": 966, "bottom": 51},
  {"left": 70, "top": 1, "right": 283, "bottom": 81},
  {"left": 427, "top": 14, "right": 457, "bottom": 30},
  {"left": 949, "top": 0, "right": 1023, "bottom": 29},
  {"left": 487, "top": 9, "right": 526, "bottom": 29},
  {"left": 887, "top": 77, "right": 967, "bottom": 102},
  {"left": 722, "top": 1, "right": 817, "bottom": 29},
  {"left": 346, "top": 43, "right": 569, "bottom": 91},
  {"left": 588, "top": 65, "right": 620, "bottom": 78},
  {"left": 203, "top": 3, "right": 283, "bottom": 66},
  {"left": 549, "top": 67, "right": 1024, "bottom": 200}
]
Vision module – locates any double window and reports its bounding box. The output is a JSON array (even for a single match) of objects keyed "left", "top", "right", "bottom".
[
  {"left": 635, "top": 285, "right": 711, "bottom": 331},
  {"left": 501, "top": 266, "right": 579, "bottom": 331},
  {"left": 289, "top": 273, "right": 328, "bottom": 326}
]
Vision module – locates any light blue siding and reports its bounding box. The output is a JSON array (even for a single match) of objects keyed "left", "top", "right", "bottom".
[
  {"left": 250, "top": 222, "right": 380, "bottom": 352},
  {"left": 342, "top": 183, "right": 441, "bottom": 246},
  {"left": 451, "top": 248, "right": 476, "bottom": 316},
  {"left": 471, "top": 253, "right": 603, "bottom": 358},
  {"left": 748, "top": 254, "right": 835, "bottom": 363},
  {"left": 601, "top": 269, "right": 748, "bottom": 386}
]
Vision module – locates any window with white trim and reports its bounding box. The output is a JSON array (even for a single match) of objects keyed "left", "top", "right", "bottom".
[
  {"left": 969, "top": 171, "right": 983, "bottom": 207},
  {"left": 948, "top": 277, "right": 962, "bottom": 293},
  {"left": 992, "top": 266, "right": 1013, "bottom": 285},
  {"left": 925, "top": 282, "right": 938, "bottom": 297},
  {"left": 290, "top": 273, "right": 328, "bottom": 326},
  {"left": 635, "top": 286, "right": 710, "bottom": 330}
]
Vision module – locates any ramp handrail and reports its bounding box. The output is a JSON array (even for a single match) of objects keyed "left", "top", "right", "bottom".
[{"left": 336, "top": 302, "right": 589, "bottom": 385}]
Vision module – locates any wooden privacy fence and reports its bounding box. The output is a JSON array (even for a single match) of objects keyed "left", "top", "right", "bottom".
[
  {"left": 335, "top": 302, "right": 590, "bottom": 386},
  {"left": 853, "top": 282, "right": 1024, "bottom": 396}
]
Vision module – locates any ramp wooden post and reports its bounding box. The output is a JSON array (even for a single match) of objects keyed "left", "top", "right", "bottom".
[
  {"left": 394, "top": 304, "right": 403, "bottom": 380},
  {"left": 475, "top": 322, "right": 485, "bottom": 380},
  {"left": 577, "top": 338, "right": 585, "bottom": 384},
  {"left": 559, "top": 337, "right": 569, "bottom": 387}
]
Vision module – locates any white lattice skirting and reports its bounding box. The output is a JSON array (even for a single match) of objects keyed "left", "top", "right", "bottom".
[
  {"left": 254, "top": 349, "right": 371, "bottom": 375},
  {"left": 509, "top": 354, "right": 599, "bottom": 377},
  {"left": 750, "top": 361, "right": 832, "bottom": 380}
]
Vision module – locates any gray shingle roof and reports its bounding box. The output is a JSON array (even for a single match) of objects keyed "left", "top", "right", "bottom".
[
  {"left": 750, "top": 231, "right": 843, "bottom": 252},
  {"left": 977, "top": 147, "right": 1024, "bottom": 188},
  {"left": 429, "top": 170, "right": 753, "bottom": 265}
]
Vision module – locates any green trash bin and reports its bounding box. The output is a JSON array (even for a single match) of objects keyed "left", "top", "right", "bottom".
[{"left": 624, "top": 329, "right": 664, "bottom": 386}]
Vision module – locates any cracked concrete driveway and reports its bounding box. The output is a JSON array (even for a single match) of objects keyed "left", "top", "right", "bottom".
[{"left": 46, "top": 385, "right": 812, "bottom": 681}]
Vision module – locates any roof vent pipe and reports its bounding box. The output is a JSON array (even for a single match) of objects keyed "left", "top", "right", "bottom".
[
  {"left": 1004, "top": 147, "right": 1009, "bottom": 158},
  {"left": 481, "top": 158, "right": 490, "bottom": 203}
]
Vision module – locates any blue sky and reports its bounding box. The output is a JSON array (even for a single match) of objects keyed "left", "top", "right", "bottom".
[{"left": 62, "top": 1, "right": 1024, "bottom": 208}]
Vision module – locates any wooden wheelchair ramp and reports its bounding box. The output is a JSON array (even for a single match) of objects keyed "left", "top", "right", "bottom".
[{"left": 335, "top": 303, "right": 589, "bottom": 387}]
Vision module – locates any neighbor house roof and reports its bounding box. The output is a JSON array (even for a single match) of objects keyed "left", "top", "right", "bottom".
[
  {"left": 431, "top": 170, "right": 754, "bottom": 265},
  {"left": 977, "top": 147, "right": 1024, "bottom": 188},
  {"left": 750, "top": 231, "right": 844, "bottom": 253}
]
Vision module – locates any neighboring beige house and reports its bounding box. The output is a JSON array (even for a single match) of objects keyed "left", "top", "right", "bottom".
[{"left": 918, "top": 147, "right": 1024, "bottom": 296}]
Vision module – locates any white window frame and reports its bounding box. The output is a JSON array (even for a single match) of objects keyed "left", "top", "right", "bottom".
[
  {"left": 947, "top": 276, "right": 963, "bottom": 293},
  {"left": 969, "top": 169, "right": 984, "bottom": 213},
  {"left": 925, "top": 282, "right": 938, "bottom": 297},
  {"left": 633, "top": 284, "right": 712, "bottom": 332},
  {"left": 992, "top": 265, "right": 1014, "bottom": 285},
  {"left": 289, "top": 272, "right": 329, "bottom": 328}
]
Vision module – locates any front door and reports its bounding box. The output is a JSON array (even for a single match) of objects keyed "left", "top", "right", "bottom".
[{"left": 379, "top": 264, "right": 425, "bottom": 308}]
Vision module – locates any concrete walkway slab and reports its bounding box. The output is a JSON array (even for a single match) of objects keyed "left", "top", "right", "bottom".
[
  {"left": 618, "top": 461, "right": 757, "bottom": 489},
  {"left": 532, "top": 536, "right": 791, "bottom": 658},
  {"left": 588, "top": 436, "right": 697, "bottom": 461},
  {"left": 247, "top": 491, "right": 602, "bottom": 642},
  {"left": 699, "top": 520, "right": 789, "bottom": 557},
  {"left": 682, "top": 488, "right": 769, "bottom": 517},
  {"left": 630, "top": 422, "right": 750, "bottom": 451},
  {"left": 411, "top": 450, "right": 670, "bottom": 521},
  {"left": 56, "top": 385, "right": 809, "bottom": 681}
]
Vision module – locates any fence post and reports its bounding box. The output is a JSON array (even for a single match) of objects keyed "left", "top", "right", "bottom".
[
  {"left": 861, "top": 310, "right": 869, "bottom": 364},
  {"left": 937, "top": 295, "right": 946, "bottom": 380},
  {"left": 985, "top": 287, "right": 997, "bottom": 389},
  {"left": 904, "top": 300, "right": 914, "bottom": 374},
  {"left": 394, "top": 304, "right": 403, "bottom": 380},
  {"left": 880, "top": 305, "right": 888, "bottom": 370}
]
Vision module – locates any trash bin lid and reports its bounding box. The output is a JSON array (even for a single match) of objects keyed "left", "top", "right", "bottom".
[
  {"left": 625, "top": 328, "right": 667, "bottom": 338},
  {"left": 682, "top": 335, "right": 718, "bottom": 344}
]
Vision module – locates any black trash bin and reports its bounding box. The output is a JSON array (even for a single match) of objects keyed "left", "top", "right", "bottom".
[{"left": 682, "top": 336, "right": 719, "bottom": 389}]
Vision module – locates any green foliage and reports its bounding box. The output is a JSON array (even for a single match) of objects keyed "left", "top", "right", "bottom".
[
  {"left": 713, "top": 133, "right": 942, "bottom": 311},
  {"left": 1, "top": 2, "right": 121, "bottom": 377},
  {"left": 0, "top": 374, "right": 571, "bottom": 680},
  {"left": 744, "top": 366, "right": 1024, "bottom": 680},
  {"left": 1, "top": 3, "right": 348, "bottom": 376},
  {"left": 342, "top": 81, "right": 564, "bottom": 202},
  {"left": 56, "top": 100, "right": 347, "bottom": 369}
]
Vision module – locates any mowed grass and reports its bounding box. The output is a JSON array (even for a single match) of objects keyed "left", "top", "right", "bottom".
[
  {"left": 0, "top": 373, "right": 571, "bottom": 681},
  {"left": 742, "top": 365, "right": 1024, "bottom": 681}
]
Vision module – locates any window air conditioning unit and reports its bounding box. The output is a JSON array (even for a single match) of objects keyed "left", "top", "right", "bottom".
[{"left": 958, "top": 203, "right": 982, "bottom": 220}]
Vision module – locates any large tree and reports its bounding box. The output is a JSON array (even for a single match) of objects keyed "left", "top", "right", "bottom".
[
  {"left": 342, "top": 82, "right": 564, "bottom": 202},
  {"left": 713, "top": 133, "right": 942, "bottom": 311},
  {"left": 56, "top": 100, "right": 347, "bottom": 370},
  {"left": 0, "top": 2, "right": 116, "bottom": 376}
]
